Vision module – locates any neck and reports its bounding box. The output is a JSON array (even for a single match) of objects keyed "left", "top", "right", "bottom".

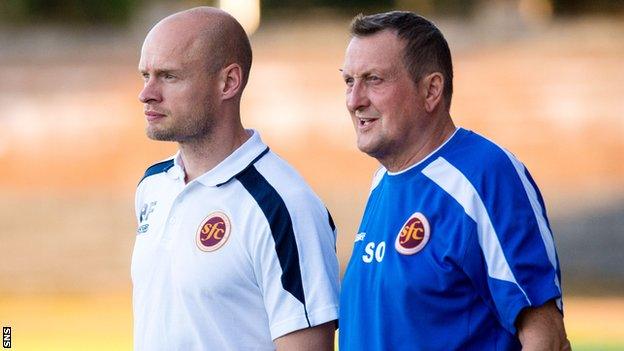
[
  {"left": 179, "top": 121, "right": 250, "bottom": 183},
  {"left": 382, "top": 114, "right": 456, "bottom": 173}
]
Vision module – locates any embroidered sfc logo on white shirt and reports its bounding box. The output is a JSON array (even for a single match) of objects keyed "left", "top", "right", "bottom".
[{"left": 196, "top": 211, "right": 231, "bottom": 252}]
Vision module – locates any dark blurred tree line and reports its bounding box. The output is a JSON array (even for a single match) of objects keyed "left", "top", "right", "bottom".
[
  {"left": 0, "top": 0, "right": 138, "bottom": 24},
  {"left": 263, "top": 0, "right": 624, "bottom": 16},
  {"left": 0, "top": 0, "right": 622, "bottom": 25}
]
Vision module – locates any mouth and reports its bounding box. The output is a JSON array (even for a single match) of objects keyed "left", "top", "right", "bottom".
[
  {"left": 144, "top": 110, "right": 166, "bottom": 122},
  {"left": 356, "top": 116, "right": 379, "bottom": 129}
]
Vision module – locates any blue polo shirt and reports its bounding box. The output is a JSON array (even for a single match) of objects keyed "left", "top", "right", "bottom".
[{"left": 339, "top": 128, "right": 562, "bottom": 350}]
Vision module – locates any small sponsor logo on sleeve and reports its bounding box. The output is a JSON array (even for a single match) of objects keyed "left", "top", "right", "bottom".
[
  {"left": 137, "top": 201, "right": 157, "bottom": 234},
  {"left": 354, "top": 232, "right": 366, "bottom": 242},
  {"left": 139, "top": 201, "right": 157, "bottom": 222}
]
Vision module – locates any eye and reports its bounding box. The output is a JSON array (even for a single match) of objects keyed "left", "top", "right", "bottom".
[
  {"left": 366, "top": 75, "right": 381, "bottom": 83},
  {"left": 164, "top": 73, "right": 176, "bottom": 80},
  {"left": 344, "top": 77, "right": 354, "bottom": 87},
  {"left": 141, "top": 72, "right": 150, "bottom": 81}
]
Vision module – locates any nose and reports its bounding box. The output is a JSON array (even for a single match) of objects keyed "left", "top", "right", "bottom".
[
  {"left": 346, "top": 80, "right": 370, "bottom": 113},
  {"left": 138, "top": 77, "right": 161, "bottom": 104}
]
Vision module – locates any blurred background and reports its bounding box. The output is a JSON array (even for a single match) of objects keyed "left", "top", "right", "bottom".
[{"left": 0, "top": 0, "right": 622, "bottom": 350}]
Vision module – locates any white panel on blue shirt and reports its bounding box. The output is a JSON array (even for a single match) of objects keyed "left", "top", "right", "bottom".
[{"left": 132, "top": 130, "right": 339, "bottom": 351}]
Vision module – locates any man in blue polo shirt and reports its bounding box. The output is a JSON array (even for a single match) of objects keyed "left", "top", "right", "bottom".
[
  {"left": 132, "top": 7, "right": 338, "bottom": 350},
  {"left": 339, "top": 11, "right": 570, "bottom": 350}
]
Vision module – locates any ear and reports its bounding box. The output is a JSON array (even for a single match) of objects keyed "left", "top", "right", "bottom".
[
  {"left": 220, "top": 63, "right": 243, "bottom": 100},
  {"left": 421, "top": 72, "right": 444, "bottom": 113}
]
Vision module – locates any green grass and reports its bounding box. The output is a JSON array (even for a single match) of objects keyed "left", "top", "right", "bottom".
[{"left": 572, "top": 343, "right": 624, "bottom": 351}]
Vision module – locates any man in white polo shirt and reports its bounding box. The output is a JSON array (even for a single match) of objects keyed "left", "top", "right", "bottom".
[{"left": 132, "top": 7, "right": 339, "bottom": 350}]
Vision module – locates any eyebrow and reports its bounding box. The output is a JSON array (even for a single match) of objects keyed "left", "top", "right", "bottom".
[
  {"left": 339, "top": 69, "right": 377, "bottom": 78},
  {"left": 139, "top": 68, "right": 183, "bottom": 75}
]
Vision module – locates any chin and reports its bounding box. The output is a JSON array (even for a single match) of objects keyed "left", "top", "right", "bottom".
[
  {"left": 146, "top": 127, "right": 176, "bottom": 142},
  {"left": 358, "top": 139, "right": 388, "bottom": 161},
  {"left": 357, "top": 142, "right": 377, "bottom": 157}
]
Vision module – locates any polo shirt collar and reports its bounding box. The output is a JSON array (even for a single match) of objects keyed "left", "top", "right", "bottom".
[{"left": 172, "top": 129, "right": 269, "bottom": 187}]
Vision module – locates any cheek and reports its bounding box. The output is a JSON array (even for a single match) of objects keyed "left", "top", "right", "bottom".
[
  {"left": 368, "top": 93, "right": 392, "bottom": 118},
  {"left": 380, "top": 104, "right": 407, "bottom": 133},
  {"left": 162, "top": 84, "right": 189, "bottom": 101},
  {"left": 174, "top": 86, "right": 206, "bottom": 109},
  {"left": 380, "top": 89, "right": 414, "bottom": 117},
  {"left": 192, "top": 80, "right": 219, "bottom": 100}
]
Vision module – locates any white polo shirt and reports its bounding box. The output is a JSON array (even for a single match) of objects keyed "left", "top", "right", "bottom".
[{"left": 132, "top": 130, "right": 339, "bottom": 351}]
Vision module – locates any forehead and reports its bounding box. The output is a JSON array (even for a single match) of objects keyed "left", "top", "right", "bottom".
[
  {"left": 139, "top": 23, "right": 203, "bottom": 70},
  {"left": 343, "top": 30, "right": 406, "bottom": 74}
]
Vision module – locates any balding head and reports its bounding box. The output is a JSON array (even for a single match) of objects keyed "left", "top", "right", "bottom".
[
  {"left": 144, "top": 7, "right": 253, "bottom": 92},
  {"left": 138, "top": 7, "right": 253, "bottom": 144}
]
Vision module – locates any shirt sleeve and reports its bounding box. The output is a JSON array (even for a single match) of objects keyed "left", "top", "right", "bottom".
[
  {"left": 460, "top": 151, "right": 563, "bottom": 334},
  {"left": 250, "top": 190, "right": 340, "bottom": 340}
]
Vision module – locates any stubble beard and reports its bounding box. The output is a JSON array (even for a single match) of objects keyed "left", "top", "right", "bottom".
[{"left": 146, "top": 112, "right": 215, "bottom": 144}]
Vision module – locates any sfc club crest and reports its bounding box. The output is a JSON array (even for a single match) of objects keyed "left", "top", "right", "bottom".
[
  {"left": 395, "top": 212, "right": 430, "bottom": 255},
  {"left": 196, "top": 211, "right": 231, "bottom": 252}
]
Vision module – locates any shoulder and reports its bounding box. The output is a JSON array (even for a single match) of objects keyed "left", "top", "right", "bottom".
[
  {"left": 370, "top": 166, "right": 386, "bottom": 192},
  {"left": 137, "top": 157, "right": 176, "bottom": 187},
  {"left": 232, "top": 151, "right": 335, "bottom": 257},
  {"left": 255, "top": 152, "right": 321, "bottom": 200},
  {"left": 435, "top": 129, "right": 525, "bottom": 183},
  {"left": 134, "top": 157, "right": 175, "bottom": 214},
  {"left": 235, "top": 151, "right": 328, "bottom": 219},
  {"left": 422, "top": 129, "right": 537, "bottom": 213}
]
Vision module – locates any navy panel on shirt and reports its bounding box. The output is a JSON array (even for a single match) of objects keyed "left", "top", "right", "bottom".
[
  {"left": 236, "top": 165, "right": 311, "bottom": 326},
  {"left": 138, "top": 159, "right": 174, "bottom": 185}
]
